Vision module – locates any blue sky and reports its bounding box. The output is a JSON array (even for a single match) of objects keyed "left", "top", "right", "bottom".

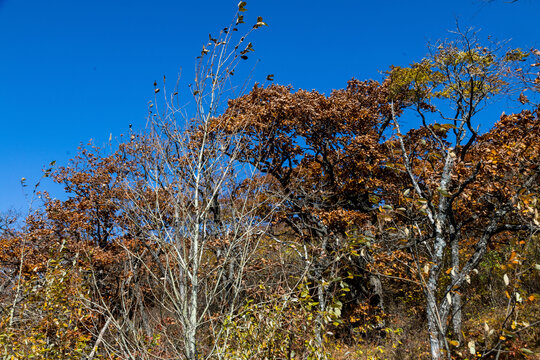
[{"left": 1, "top": 0, "right": 539, "bottom": 213}]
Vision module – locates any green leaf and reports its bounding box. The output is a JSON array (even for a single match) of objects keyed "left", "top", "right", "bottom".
[{"left": 437, "top": 187, "right": 452, "bottom": 197}]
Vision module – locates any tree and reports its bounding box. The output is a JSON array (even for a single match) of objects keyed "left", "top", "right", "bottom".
[
  {"left": 386, "top": 29, "right": 539, "bottom": 359},
  {"left": 218, "top": 78, "right": 403, "bottom": 343},
  {"left": 0, "top": 242, "right": 93, "bottom": 359},
  {"left": 1, "top": 15, "right": 539, "bottom": 360},
  {"left": 89, "top": 5, "right": 273, "bottom": 359}
]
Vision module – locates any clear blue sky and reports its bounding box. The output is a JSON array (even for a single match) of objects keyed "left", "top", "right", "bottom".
[{"left": 1, "top": 0, "right": 539, "bottom": 213}]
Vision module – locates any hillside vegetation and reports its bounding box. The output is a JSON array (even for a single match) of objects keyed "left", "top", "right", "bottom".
[{"left": 0, "top": 4, "right": 539, "bottom": 360}]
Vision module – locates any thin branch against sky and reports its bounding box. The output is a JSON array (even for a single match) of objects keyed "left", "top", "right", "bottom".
[{"left": 0, "top": 0, "right": 538, "bottom": 212}]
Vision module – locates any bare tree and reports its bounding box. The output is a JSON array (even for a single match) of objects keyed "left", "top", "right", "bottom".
[{"left": 86, "top": 4, "right": 274, "bottom": 359}]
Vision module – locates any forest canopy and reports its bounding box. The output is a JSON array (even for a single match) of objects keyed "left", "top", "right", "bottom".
[{"left": 0, "top": 4, "right": 539, "bottom": 360}]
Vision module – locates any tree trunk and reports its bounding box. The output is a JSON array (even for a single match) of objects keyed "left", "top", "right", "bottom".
[
  {"left": 451, "top": 237, "right": 463, "bottom": 342},
  {"left": 426, "top": 291, "right": 442, "bottom": 360},
  {"left": 368, "top": 274, "right": 385, "bottom": 329},
  {"left": 315, "top": 270, "right": 327, "bottom": 348}
]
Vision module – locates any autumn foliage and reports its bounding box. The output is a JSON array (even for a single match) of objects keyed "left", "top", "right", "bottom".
[{"left": 0, "top": 13, "right": 539, "bottom": 360}]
